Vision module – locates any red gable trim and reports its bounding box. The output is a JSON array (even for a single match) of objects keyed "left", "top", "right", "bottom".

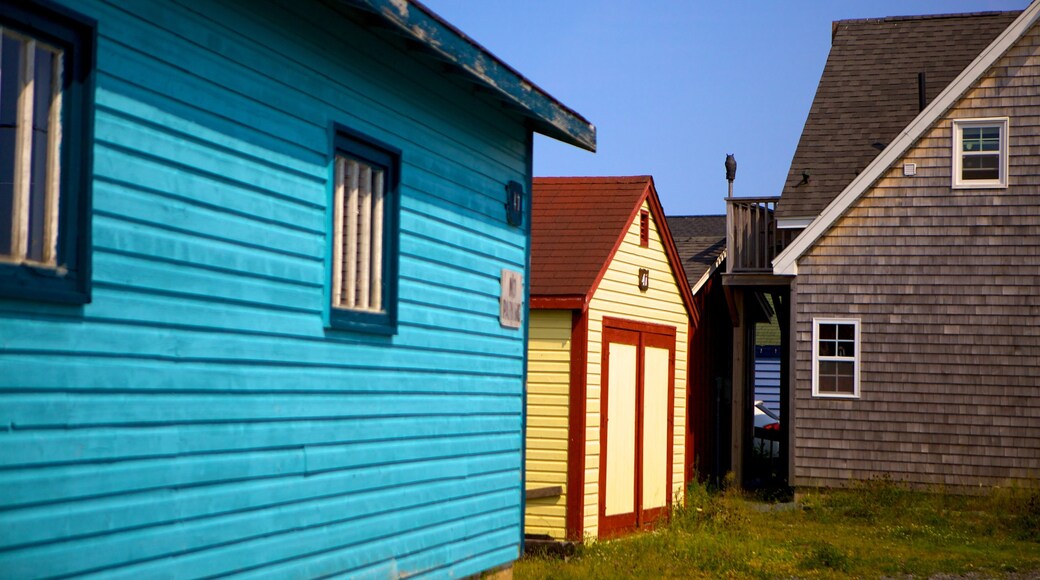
[{"left": 583, "top": 177, "right": 697, "bottom": 321}]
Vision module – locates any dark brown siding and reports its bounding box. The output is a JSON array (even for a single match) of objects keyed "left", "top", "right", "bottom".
[{"left": 793, "top": 24, "right": 1040, "bottom": 488}]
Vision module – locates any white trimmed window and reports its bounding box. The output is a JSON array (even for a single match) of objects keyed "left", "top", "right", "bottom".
[
  {"left": 812, "top": 318, "right": 860, "bottom": 398},
  {"left": 952, "top": 118, "right": 1008, "bottom": 189},
  {"left": 329, "top": 128, "right": 399, "bottom": 334}
]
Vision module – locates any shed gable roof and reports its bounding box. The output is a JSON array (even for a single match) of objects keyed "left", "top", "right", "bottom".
[
  {"left": 344, "top": 0, "right": 596, "bottom": 151},
  {"left": 776, "top": 10, "right": 1019, "bottom": 220},
  {"left": 775, "top": 1, "right": 1040, "bottom": 275},
  {"left": 531, "top": 176, "right": 694, "bottom": 314},
  {"left": 665, "top": 215, "right": 726, "bottom": 295}
]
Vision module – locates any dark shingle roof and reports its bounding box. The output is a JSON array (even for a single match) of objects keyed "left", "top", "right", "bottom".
[
  {"left": 776, "top": 10, "right": 1020, "bottom": 219},
  {"left": 530, "top": 176, "right": 651, "bottom": 297},
  {"left": 665, "top": 215, "right": 726, "bottom": 291}
]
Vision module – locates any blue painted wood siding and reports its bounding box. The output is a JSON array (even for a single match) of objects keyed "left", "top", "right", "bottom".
[
  {"left": 0, "top": 0, "right": 530, "bottom": 577},
  {"left": 754, "top": 347, "right": 781, "bottom": 416}
]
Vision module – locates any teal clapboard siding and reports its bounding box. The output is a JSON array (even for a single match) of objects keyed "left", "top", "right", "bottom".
[{"left": 0, "top": 0, "right": 531, "bottom": 577}]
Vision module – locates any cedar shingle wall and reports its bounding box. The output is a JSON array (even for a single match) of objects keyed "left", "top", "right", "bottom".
[{"left": 794, "top": 24, "right": 1040, "bottom": 488}]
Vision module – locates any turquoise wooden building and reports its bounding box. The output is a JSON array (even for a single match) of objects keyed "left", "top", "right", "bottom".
[{"left": 0, "top": 0, "right": 594, "bottom": 577}]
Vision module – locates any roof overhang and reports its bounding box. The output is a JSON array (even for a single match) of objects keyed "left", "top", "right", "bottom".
[
  {"left": 340, "top": 0, "right": 596, "bottom": 152},
  {"left": 691, "top": 249, "right": 726, "bottom": 295},
  {"left": 773, "top": 0, "right": 1040, "bottom": 276},
  {"left": 530, "top": 295, "right": 585, "bottom": 310}
]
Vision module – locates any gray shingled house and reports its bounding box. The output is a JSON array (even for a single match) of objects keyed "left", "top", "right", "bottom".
[{"left": 725, "top": 5, "right": 1040, "bottom": 489}]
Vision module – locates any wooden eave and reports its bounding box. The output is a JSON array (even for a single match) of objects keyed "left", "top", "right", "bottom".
[
  {"left": 340, "top": 0, "right": 597, "bottom": 152},
  {"left": 530, "top": 295, "right": 585, "bottom": 310},
  {"left": 721, "top": 272, "right": 792, "bottom": 288}
]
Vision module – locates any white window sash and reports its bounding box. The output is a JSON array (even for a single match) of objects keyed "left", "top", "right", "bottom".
[
  {"left": 369, "top": 170, "right": 383, "bottom": 312},
  {"left": 344, "top": 159, "right": 359, "bottom": 309},
  {"left": 10, "top": 36, "right": 36, "bottom": 262},
  {"left": 43, "top": 48, "right": 62, "bottom": 265},
  {"left": 952, "top": 118, "right": 1008, "bottom": 189},
  {"left": 2, "top": 31, "right": 63, "bottom": 267},
  {"left": 357, "top": 164, "right": 372, "bottom": 309},
  {"left": 331, "top": 157, "right": 345, "bottom": 307},
  {"left": 811, "top": 318, "right": 861, "bottom": 398},
  {"left": 333, "top": 156, "right": 385, "bottom": 313}
]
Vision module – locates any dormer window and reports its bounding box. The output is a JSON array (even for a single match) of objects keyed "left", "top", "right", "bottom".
[{"left": 952, "top": 118, "right": 1008, "bottom": 189}]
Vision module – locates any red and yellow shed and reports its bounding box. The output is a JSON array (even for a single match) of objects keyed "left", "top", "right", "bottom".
[{"left": 524, "top": 176, "right": 695, "bottom": 540}]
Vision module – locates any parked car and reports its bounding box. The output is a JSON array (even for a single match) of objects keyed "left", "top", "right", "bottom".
[{"left": 753, "top": 401, "right": 780, "bottom": 458}]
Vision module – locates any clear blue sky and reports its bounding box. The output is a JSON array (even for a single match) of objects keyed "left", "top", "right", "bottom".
[{"left": 422, "top": 0, "right": 1027, "bottom": 216}]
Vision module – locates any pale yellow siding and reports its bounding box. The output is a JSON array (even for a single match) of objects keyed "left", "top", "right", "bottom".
[
  {"left": 582, "top": 200, "right": 689, "bottom": 538},
  {"left": 524, "top": 309, "right": 571, "bottom": 538}
]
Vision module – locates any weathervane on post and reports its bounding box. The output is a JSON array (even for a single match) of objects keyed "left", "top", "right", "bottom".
[{"left": 725, "top": 153, "right": 737, "bottom": 197}]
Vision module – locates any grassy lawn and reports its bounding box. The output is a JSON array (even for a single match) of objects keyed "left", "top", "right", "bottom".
[{"left": 516, "top": 479, "right": 1040, "bottom": 579}]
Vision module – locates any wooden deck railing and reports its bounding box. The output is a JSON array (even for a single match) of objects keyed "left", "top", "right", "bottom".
[{"left": 726, "top": 197, "right": 798, "bottom": 273}]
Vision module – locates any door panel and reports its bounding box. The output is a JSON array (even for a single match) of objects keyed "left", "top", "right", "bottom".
[
  {"left": 599, "top": 319, "right": 676, "bottom": 538},
  {"left": 604, "top": 342, "right": 637, "bottom": 517},
  {"left": 641, "top": 345, "right": 670, "bottom": 511}
]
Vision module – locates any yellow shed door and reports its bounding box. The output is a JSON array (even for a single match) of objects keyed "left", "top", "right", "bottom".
[
  {"left": 599, "top": 319, "right": 675, "bottom": 537},
  {"left": 604, "top": 339, "right": 638, "bottom": 518}
]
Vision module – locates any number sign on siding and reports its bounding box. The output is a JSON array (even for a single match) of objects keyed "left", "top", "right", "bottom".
[{"left": 500, "top": 269, "right": 523, "bottom": 328}]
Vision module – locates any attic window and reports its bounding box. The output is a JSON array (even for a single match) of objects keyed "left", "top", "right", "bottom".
[
  {"left": 952, "top": 118, "right": 1008, "bottom": 189},
  {"left": 639, "top": 210, "right": 649, "bottom": 247}
]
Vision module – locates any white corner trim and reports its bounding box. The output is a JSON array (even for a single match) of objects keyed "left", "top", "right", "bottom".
[
  {"left": 691, "top": 248, "right": 726, "bottom": 295},
  {"left": 772, "top": 0, "right": 1040, "bottom": 277}
]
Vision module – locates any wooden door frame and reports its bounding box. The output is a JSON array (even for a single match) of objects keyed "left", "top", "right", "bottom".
[{"left": 598, "top": 317, "right": 676, "bottom": 538}]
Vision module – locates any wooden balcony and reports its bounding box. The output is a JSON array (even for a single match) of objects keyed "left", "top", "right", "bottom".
[{"left": 725, "top": 197, "right": 798, "bottom": 283}]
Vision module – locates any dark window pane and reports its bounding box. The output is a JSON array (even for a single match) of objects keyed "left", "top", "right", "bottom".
[
  {"left": 819, "top": 361, "right": 836, "bottom": 376},
  {"left": 0, "top": 35, "right": 21, "bottom": 121},
  {"left": 962, "top": 154, "right": 999, "bottom": 180},
  {"left": 836, "top": 340, "right": 855, "bottom": 357},
  {"left": 819, "top": 375, "right": 836, "bottom": 392},
  {"left": 961, "top": 127, "right": 981, "bottom": 151},
  {"left": 819, "top": 341, "right": 835, "bottom": 357},
  {"left": 836, "top": 375, "right": 855, "bottom": 394},
  {"left": 820, "top": 324, "right": 836, "bottom": 340},
  {"left": 981, "top": 126, "right": 1000, "bottom": 140},
  {"left": 0, "top": 35, "right": 22, "bottom": 257},
  {"left": 837, "top": 324, "right": 854, "bottom": 340},
  {"left": 835, "top": 361, "right": 855, "bottom": 378}
]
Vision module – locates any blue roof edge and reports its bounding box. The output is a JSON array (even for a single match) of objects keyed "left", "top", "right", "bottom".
[{"left": 341, "top": 0, "right": 597, "bottom": 152}]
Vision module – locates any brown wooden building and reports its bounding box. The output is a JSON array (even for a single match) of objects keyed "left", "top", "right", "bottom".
[
  {"left": 665, "top": 215, "right": 731, "bottom": 485},
  {"left": 727, "top": 5, "right": 1040, "bottom": 488}
]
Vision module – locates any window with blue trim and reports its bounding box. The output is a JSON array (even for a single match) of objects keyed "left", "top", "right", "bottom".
[
  {"left": 329, "top": 127, "right": 400, "bottom": 334},
  {"left": 0, "top": 0, "right": 94, "bottom": 304}
]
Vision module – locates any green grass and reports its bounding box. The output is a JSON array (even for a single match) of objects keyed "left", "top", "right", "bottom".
[{"left": 516, "top": 478, "right": 1040, "bottom": 579}]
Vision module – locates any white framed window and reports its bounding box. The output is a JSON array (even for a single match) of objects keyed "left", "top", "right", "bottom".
[
  {"left": 812, "top": 318, "right": 860, "bottom": 398},
  {"left": 952, "top": 118, "right": 1008, "bottom": 189},
  {"left": 329, "top": 126, "right": 399, "bottom": 334}
]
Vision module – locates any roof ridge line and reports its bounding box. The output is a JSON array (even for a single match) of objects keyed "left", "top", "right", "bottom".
[{"left": 834, "top": 9, "right": 1020, "bottom": 26}]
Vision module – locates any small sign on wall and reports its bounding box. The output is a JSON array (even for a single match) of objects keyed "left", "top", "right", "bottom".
[{"left": 500, "top": 269, "right": 523, "bottom": 329}]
